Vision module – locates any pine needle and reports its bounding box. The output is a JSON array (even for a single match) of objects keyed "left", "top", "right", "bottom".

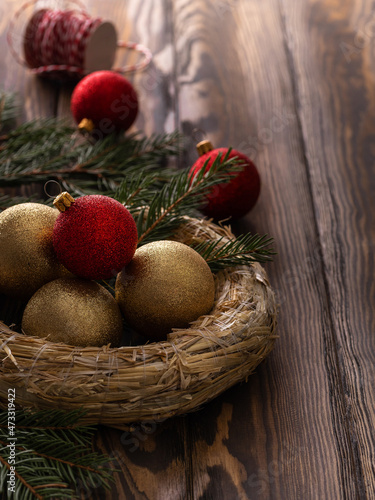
[
  {"left": 0, "top": 408, "right": 115, "bottom": 499},
  {"left": 0, "top": 120, "right": 182, "bottom": 195},
  {"left": 192, "top": 233, "right": 276, "bottom": 271},
  {"left": 120, "top": 149, "right": 245, "bottom": 245}
]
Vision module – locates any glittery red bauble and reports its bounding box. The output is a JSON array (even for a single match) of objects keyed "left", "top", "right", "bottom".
[
  {"left": 53, "top": 195, "right": 138, "bottom": 280},
  {"left": 71, "top": 70, "right": 139, "bottom": 133},
  {"left": 189, "top": 148, "right": 261, "bottom": 220}
]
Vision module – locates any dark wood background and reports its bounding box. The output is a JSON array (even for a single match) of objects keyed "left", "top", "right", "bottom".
[{"left": 1, "top": 0, "right": 374, "bottom": 498}]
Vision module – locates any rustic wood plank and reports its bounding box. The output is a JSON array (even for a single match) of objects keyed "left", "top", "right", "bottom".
[
  {"left": 87, "top": 419, "right": 189, "bottom": 500},
  {"left": 281, "top": 0, "right": 375, "bottom": 497},
  {"left": 173, "top": 0, "right": 360, "bottom": 498}
]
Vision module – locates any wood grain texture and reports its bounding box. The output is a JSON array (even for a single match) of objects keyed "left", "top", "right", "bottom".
[
  {"left": 281, "top": 0, "right": 375, "bottom": 497},
  {"left": 81, "top": 419, "right": 188, "bottom": 500},
  {"left": 173, "top": 0, "right": 360, "bottom": 498}
]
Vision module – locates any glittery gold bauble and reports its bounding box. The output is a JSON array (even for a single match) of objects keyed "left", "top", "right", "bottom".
[
  {"left": 115, "top": 240, "right": 215, "bottom": 340},
  {"left": 0, "top": 203, "right": 72, "bottom": 300},
  {"left": 22, "top": 278, "right": 123, "bottom": 347}
]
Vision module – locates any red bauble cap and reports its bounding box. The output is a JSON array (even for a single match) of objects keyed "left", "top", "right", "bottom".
[
  {"left": 53, "top": 193, "right": 138, "bottom": 280},
  {"left": 71, "top": 70, "right": 139, "bottom": 134},
  {"left": 189, "top": 142, "right": 261, "bottom": 220}
]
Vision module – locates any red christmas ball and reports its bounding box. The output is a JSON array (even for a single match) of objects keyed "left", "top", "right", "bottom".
[
  {"left": 71, "top": 70, "right": 139, "bottom": 134},
  {"left": 53, "top": 194, "right": 138, "bottom": 280},
  {"left": 189, "top": 146, "right": 261, "bottom": 220}
]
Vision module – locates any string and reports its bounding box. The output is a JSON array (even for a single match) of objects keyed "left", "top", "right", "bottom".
[
  {"left": 191, "top": 128, "right": 208, "bottom": 142},
  {"left": 44, "top": 180, "right": 62, "bottom": 198},
  {"left": 7, "top": 0, "right": 152, "bottom": 76}
]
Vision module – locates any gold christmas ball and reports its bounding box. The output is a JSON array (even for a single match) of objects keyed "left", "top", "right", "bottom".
[
  {"left": 115, "top": 240, "right": 215, "bottom": 340},
  {"left": 22, "top": 278, "right": 123, "bottom": 347},
  {"left": 0, "top": 203, "right": 72, "bottom": 300}
]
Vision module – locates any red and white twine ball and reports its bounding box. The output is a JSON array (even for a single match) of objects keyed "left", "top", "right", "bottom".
[{"left": 8, "top": 0, "right": 152, "bottom": 77}]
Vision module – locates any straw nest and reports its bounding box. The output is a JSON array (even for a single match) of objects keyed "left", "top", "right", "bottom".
[{"left": 0, "top": 217, "right": 278, "bottom": 430}]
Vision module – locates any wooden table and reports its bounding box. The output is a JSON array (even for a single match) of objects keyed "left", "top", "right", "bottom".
[{"left": 1, "top": 1, "right": 374, "bottom": 498}]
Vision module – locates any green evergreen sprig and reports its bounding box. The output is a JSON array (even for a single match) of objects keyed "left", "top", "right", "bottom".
[
  {"left": 117, "top": 149, "right": 245, "bottom": 245},
  {"left": 0, "top": 408, "right": 114, "bottom": 499},
  {"left": 192, "top": 233, "right": 276, "bottom": 271},
  {"left": 0, "top": 119, "right": 182, "bottom": 195}
]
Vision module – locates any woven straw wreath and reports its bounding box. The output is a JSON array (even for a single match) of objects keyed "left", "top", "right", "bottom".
[{"left": 0, "top": 217, "right": 278, "bottom": 430}]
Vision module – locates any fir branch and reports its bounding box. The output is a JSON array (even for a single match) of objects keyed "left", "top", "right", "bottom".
[
  {"left": 120, "top": 149, "right": 244, "bottom": 246},
  {"left": 0, "top": 439, "right": 109, "bottom": 476},
  {"left": 0, "top": 120, "right": 182, "bottom": 195},
  {"left": 76, "top": 131, "right": 182, "bottom": 171},
  {"left": 0, "top": 408, "right": 114, "bottom": 499},
  {"left": 192, "top": 233, "right": 276, "bottom": 271},
  {"left": 0, "top": 454, "right": 44, "bottom": 500},
  {"left": 0, "top": 408, "right": 93, "bottom": 439},
  {"left": 115, "top": 172, "right": 159, "bottom": 207}
]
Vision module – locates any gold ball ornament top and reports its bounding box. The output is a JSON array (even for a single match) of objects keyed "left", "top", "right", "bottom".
[
  {"left": 115, "top": 240, "right": 215, "bottom": 340},
  {"left": 22, "top": 278, "right": 123, "bottom": 347},
  {"left": 0, "top": 203, "right": 72, "bottom": 300}
]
